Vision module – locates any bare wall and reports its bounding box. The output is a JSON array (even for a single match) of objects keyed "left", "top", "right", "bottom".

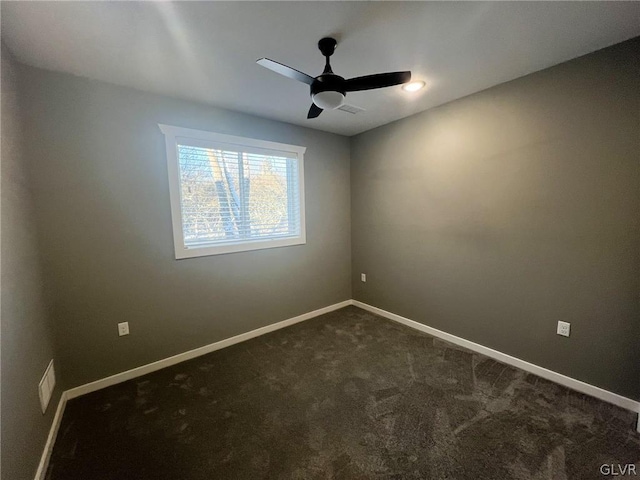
[
  {"left": 1, "top": 44, "right": 60, "bottom": 480},
  {"left": 19, "top": 66, "right": 351, "bottom": 389},
  {"left": 351, "top": 38, "right": 640, "bottom": 400}
]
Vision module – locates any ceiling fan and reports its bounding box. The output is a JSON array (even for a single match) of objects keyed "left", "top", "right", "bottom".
[{"left": 257, "top": 37, "right": 411, "bottom": 119}]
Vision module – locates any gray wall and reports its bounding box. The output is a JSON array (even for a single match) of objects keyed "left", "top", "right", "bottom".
[
  {"left": 1, "top": 44, "right": 60, "bottom": 480},
  {"left": 351, "top": 38, "right": 640, "bottom": 400},
  {"left": 19, "top": 66, "right": 351, "bottom": 389}
]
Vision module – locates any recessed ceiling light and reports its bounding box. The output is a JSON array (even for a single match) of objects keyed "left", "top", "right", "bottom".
[{"left": 402, "top": 81, "right": 426, "bottom": 92}]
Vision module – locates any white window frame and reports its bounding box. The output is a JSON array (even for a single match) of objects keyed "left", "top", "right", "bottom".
[{"left": 159, "top": 124, "right": 306, "bottom": 259}]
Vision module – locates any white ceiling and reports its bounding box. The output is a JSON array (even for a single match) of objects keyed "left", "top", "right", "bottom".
[{"left": 2, "top": 2, "right": 639, "bottom": 136}]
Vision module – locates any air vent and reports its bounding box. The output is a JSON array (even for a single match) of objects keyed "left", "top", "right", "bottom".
[
  {"left": 337, "top": 104, "right": 366, "bottom": 114},
  {"left": 38, "top": 360, "right": 56, "bottom": 413}
]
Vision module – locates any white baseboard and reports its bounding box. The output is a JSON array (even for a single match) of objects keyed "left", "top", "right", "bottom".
[
  {"left": 36, "top": 297, "right": 640, "bottom": 479},
  {"left": 36, "top": 300, "right": 351, "bottom": 479},
  {"left": 34, "top": 391, "right": 67, "bottom": 480},
  {"left": 66, "top": 300, "right": 352, "bottom": 400},
  {"left": 353, "top": 300, "right": 640, "bottom": 418}
]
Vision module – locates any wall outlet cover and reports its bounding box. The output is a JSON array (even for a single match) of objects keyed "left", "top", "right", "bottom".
[
  {"left": 361, "top": 273, "right": 367, "bottom": 282},
  {"left": 557, "top": 321, "right": 571, "bottom": 337},
  {"left": 118, "top": 322, "right": 130, "bottom": 336}
]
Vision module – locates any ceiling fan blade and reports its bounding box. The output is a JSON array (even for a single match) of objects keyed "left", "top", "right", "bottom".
[
  {"left": 256, "top": 58, "right": 314, "bottom": 85},
  {"left": 307, "top": 103, "right": 323, "bottom": 119},
  {"left": 344, "top": 71, "right": 411, "bottom": 92}
]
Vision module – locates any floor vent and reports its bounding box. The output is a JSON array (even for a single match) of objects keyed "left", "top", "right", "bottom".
[{"left": 39, "top": 360, "right": 56, "bottom": 413}]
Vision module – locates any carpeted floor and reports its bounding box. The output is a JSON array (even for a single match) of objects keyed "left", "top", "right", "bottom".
[{"left": 46, "top": 306, "right": 639, "bottom": 479}]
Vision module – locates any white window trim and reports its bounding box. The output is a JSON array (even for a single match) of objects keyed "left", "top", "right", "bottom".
[{"left": 159, "top": 124, "right": 307, "bottom": 259}]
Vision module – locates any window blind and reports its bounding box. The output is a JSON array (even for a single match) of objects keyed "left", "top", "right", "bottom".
[{"left": 177, "top": 142, "right": 301, "bottom": 249}]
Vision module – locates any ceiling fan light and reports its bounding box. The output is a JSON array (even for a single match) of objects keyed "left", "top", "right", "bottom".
[
  {"left": 402, "top": 81, "right": 425, "bottom": 92},
  {"left": 312, "top": 91, "right": 345, "bottom": 110}
]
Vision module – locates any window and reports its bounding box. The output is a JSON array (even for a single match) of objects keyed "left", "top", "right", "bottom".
[{"left": 159, "top": 125, "right": 306, "bottom": 259}]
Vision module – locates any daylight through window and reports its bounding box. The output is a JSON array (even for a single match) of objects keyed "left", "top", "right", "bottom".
[{"left": 160, "top": 125, "right": 306, "bottom": 258}]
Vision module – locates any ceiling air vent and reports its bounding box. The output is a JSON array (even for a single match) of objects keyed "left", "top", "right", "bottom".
[{"left": 337, "top": 104, "right": 366, "bottom": 114}]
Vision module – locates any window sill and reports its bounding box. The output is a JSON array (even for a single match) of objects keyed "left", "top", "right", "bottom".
[{"left": 174, "top": 235, "right": 306, "bottom": 259}]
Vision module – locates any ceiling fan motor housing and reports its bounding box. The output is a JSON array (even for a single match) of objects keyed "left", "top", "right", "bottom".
[{"left": 311, "top": 74, "right": 346, "bottom": 109}]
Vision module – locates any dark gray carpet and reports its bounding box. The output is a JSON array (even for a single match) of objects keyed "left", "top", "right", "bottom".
[{"left": 46, "top": 306, "right": 639, "bottom": 479}]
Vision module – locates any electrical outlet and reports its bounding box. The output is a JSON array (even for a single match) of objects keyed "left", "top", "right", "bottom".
[
  {"left": 361, "top": 273, "right": 367, "bottom": 282},
  {"left": 118, "top": 322, "right": 130, "bottom": 336},
  {"left": 557, "top": 321, "right": 571, "bottom": 337}
]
